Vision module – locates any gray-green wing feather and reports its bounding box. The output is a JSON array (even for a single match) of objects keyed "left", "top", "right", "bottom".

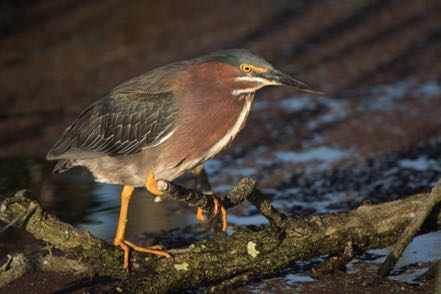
[{"left": 47, "top": 91, "right": 177, "bottom": 160}]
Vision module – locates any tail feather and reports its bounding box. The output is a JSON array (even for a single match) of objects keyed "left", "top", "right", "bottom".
[
  {"left": 52, "top": 159, "right": 74, "bottom": 174},
  {"left": 46, "top": 124, "right": 75, "bottom": 160}
]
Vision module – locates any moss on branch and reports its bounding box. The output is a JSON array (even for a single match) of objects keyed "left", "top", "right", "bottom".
[{"left": 1, "top": 179, "right": 441, "bottom": 292}]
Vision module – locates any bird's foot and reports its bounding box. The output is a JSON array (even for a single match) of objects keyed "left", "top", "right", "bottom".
[
  {"left": 113, "top": 239, "right": 171, "bottom": 270},
  {"left": 196, "top": 195, "right": 228, "bottom": 231}
]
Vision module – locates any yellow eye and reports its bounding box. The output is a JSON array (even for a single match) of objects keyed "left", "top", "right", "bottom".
[{"left": 240, "top": 64, "right": 253, "bottom": 73}]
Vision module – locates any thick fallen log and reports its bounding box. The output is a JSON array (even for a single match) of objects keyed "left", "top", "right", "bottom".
[{"left": 1, "top": 178, "right": 440, "bottom": 293}]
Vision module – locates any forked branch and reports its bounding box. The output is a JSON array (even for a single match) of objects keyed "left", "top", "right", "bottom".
[{"left": 1, "top": 179, "right": 440, "bottom": 293}]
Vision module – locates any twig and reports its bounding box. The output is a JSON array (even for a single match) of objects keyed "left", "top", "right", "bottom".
[
  {"left": 1, "top": 190, "right": 37, "bottom": 236},
  {"left": 0, "top": 191, "right": 113, "bottom": 272},
  {"left": 0, "top": 203, "right": 36, "bottom": 235},
  {"left": 0, "top": 190, "right": 28, "bottom": 212},
  {"left": 246, "top": 188, "right": 286, "bottom": 227},
  {"left": 157, "top": 177, "right": 286, "bottom": 227},
  {"left": 0, "top": 255, "right": 13, "bottom": 272},
  {"left": 376, "top": 180, "right": 441, "bottom": 279},
  {"left": 313, "top": 240, "right": 360, "bottom": 274},
  {"left": 207, "top": 270, "right": 252, "bottom": 293},
  {"left": 0, "top": 253, "right": 90, "bottom": 288},
  {"left": 0, "top": 254, "right": 32, "bottom": 288}
]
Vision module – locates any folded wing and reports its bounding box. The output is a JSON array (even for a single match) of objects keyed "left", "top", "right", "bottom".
[{"left": 47, "top": 90, "right": 178, "bottom": 160}]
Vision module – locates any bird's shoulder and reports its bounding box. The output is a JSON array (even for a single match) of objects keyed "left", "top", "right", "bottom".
[
  {"left": 47, "top": 82, "right": 178, "bottom": 160},
  {"left": 110, "top": 61, "right": 188, "bottom": 96}
]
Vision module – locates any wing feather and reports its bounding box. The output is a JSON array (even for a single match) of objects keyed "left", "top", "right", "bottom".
[{"left": 47, "top": 91, "right": 178, "bottom": 160}]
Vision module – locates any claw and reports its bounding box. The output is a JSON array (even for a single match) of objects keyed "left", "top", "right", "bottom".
[
  {"left": 196, "top": 207, "right": 207, "bottom": 223},
  {"left": 114, "top": 239, "right": 171, "bottom": 270},
  {"left": 195, "top": 195, "right": 228, "bottom": 231},
  {"left": 212, "top": 195, "right": 228, "bottom": 232},
  {"left": 212, "top": 196, "right": 219, "bottom": 215}
]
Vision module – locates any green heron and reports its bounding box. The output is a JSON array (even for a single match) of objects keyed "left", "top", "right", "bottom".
[{"left": 47, "top": 49, "right": 321, "bottom": 269}]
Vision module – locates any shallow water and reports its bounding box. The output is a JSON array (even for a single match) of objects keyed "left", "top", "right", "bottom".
[{"left": 0, "top": 159, "right": 199, "bottom": 251}]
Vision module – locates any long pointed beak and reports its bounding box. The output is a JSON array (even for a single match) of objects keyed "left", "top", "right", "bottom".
[{"left": 264, "top": 69, "right": 324, "bottom": 94}]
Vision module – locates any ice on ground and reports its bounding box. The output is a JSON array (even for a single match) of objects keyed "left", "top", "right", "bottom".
[
  {"left": 394, "top": 231, "right": 441, "bottom": 268},
  {"left": 275, "top": 147, "right": 353, "bottom": 164},
  {"left": 224, "top": 167, "right": 257, "bottom": 177},
  {"left": 228, "top": 214, "right": 268, "bottom": 226},
  {"left": 398, "top": 156, "right": 441, "bottom": 171},
  {"left": 279, "top": 94, "right": 350, "bottom": 130},
  {"left": 372, "top": 78, "right": 441, "bottom": 100},
  {"left": 362, "top": 78, "right": 441, "bottom": 111},
  {"left": 285, "top": 274, "right": 315, "bottom": 283},
  {"left": 203, "top": 159, "right": 224, "bottom": 175},
  {"left": 347, "top": 231, "right": 441, "bottom": 284},
  {"left": 279, "top": 95, "right": 318, "bottom": 112}
]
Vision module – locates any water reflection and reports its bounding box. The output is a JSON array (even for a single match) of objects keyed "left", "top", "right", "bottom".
[{"left": 0, "top": 158, "right": 197, "bottom": 251}]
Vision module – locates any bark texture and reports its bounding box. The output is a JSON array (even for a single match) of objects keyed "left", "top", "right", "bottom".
[{"left": 1, "top": 178, "right": 440, "bottom": 293}]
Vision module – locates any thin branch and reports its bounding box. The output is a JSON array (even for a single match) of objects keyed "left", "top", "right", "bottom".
[
  {"left": 0, "top": 254, "right": 32, "bottom": 288},
  {"left": 313, "top": 240, "right": 361, "bottom": 274},
  {"left": 0, "top": 194, "right": 122, "bottom": 278},
  {"left": 157, "top": 177, "right": 286, "bottom": 227},
  {"left": 246, "top": 187, "right": 286, "bottom": 227},
  {"left": 376, "top": 180, "right": 441, "bottom": 279},
  {"left": 0, "top": 255, "right": 13, "bottom": 273},
  {"left": 0, "top": 202, "right": 36, "bottom": 235}
]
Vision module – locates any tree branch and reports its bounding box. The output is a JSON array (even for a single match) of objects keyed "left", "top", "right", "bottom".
[
  {"left": 0, "top": 253, "right": 91, "bottom": 288},
  {"left": 0, "top": 254, "right": 31, "bottom": 288},
  {"left": 377, "top": 179, "right": 441, "bottom": 279},
  {"left": 0, "top": 191, "right": 125, "bottom": 278},
  {"left": 157, "top": 177, "right": 286, "bottom": 227},
  {"left": 1, "top": 179, "right": 441, "bottom": 292}
]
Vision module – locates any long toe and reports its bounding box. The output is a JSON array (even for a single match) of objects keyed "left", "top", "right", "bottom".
[
  {"left": 124, "top": 240, "right": 172, "bottom": 259},
  {"left": 114, "top": 239, "right": 171, "bottom": 269},
  {"left": 213, "top": 195, "right": 228, "bottom": 232},
  {"left": 114, "top": 240, "right": 131, "bottom": 270},
  {"left": 220, "top": 203, "right": 228, "bottom": 231}
]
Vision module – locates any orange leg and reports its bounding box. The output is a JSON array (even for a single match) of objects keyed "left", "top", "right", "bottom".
[
  {"left": 146, "top": 170, "right": 163, "bottom": 196},
  {"left": 113, "top": 185, "right": 171, "bottom": 269},
  {"left": 212, "top": 196, "right": 228, "bottom": 232}
]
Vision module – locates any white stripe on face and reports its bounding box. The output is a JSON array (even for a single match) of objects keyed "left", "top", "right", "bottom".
[
  {"left": 232, "top": 87, "right": 263, "bottom": 96},
  {"left": 235, "top": 76, "right": 280, "bottom": 85},
  {"left": 232, "top": 76, "right": 281, "bottom": 96}
]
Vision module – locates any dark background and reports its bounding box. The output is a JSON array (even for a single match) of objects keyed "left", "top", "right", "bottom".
[
  {"left": 1, "top": 0, "right": 441, "bottom": 292},
  {"left": 1, "top": 0, "right": 439, "bottom": 158}
]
